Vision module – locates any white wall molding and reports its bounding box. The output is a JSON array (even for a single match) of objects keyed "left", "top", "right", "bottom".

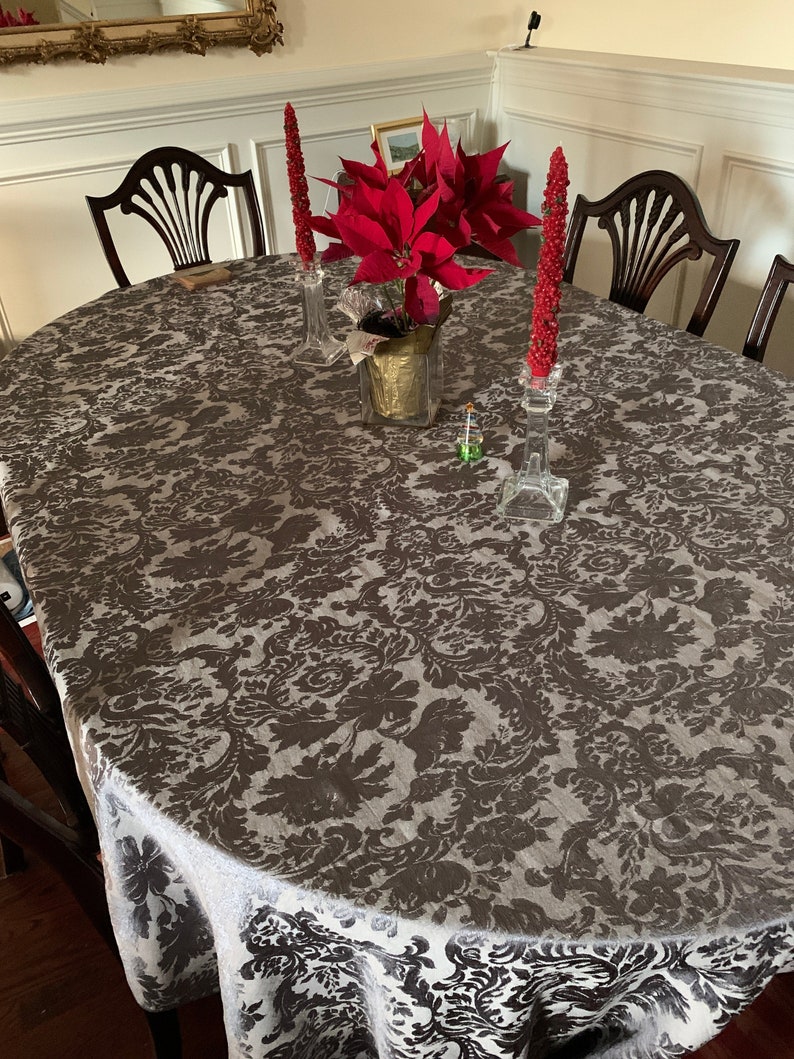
[
  {"left": 0, "top": 298, "right": 14, "bottom": 358},
  {"left": 4, "top": 45, "right": 792, "bottom": 375},
  {"left": 496, "top": 48, "right": 794, "bottom": 130},
  {"left": 501, "top": 106, "right": 703, "bottom": 170},
  {"left": 0, "top": 142, "right": 235, "bottom": 187},
  {"left": 0, "top": 52, "right": 493, "bottom": 147},
  {"left": 0, "top": 52, "right": 493, "bottom": 342},
  {"left": 717, "top": 151, "right": 794, "bottom": 207},
  {"left": 714, "top": 151, "right": 794, "bottom": 270},
  {"left": 496, "top": 47, "right": 794, "bottom": 376}
]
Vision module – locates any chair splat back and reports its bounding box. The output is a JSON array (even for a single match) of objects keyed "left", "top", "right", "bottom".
[
  {"left": 86, "top": 146, "right": 266, "bottom": 288},
  {"left": 563, "top": 170, "right": 739, "bottom": 337},
  {"left": 742, "top": 253, "right": 794, "bottom": 363}
]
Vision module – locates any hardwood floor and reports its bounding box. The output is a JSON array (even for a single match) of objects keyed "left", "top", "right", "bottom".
[
  {"left": 0, "top": 850, "right": 225, "bottom": 1058},
  {"left": 690, "top": 974, "right": 794, "bottom": 1059},
  {"left": 0, "top": 730, "right": 227, "bottom": 1058}
]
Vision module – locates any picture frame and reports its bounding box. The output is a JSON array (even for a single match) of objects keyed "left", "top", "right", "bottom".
[{"left": 371, "top": 116, "right": 425, "bottom": 174}]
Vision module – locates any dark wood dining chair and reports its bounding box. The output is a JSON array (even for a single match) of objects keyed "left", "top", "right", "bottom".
[
  {"left": 563, "top": 170, "right": 740, "bottom": 337},
  {"left": 0, "top": 602, "right": 182, "bottom": 1058},
  {"left": 741, "top": 253, "right": 794, "bottom": 362},
  {"left": 86, "top": 145, "right": 267, "bottom": 289}
]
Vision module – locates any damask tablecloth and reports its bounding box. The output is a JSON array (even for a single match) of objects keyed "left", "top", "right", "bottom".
[{"left": 0, "top": 256, "right": 791, "bottom": 1058}]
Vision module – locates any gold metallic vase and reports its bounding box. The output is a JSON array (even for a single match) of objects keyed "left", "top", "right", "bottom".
[{"left": 358, "top": 297, "right": 451, "bottom": 427}]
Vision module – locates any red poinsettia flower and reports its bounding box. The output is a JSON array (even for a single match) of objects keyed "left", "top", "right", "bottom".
[
  {"left": 311, "top": 111, "right": 540, "bottom": 332},
  {"left": 412, "top": 114, "right": 540, "bottom": 265},
  {"left": 316, "top": 177, "right": 491, "bottom": 325}
]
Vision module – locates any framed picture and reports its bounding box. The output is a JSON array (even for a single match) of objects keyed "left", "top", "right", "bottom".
[{"left": 371, "top": 116, "right": 425, "bottom": 174}]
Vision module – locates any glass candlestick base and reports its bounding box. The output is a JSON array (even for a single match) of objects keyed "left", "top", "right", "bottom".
[
  {"left": 292, "top": 259, "right": 345, "bottom": 367},
  {"left": 497, "top": 364, "right": 568, "bottom": 523}
]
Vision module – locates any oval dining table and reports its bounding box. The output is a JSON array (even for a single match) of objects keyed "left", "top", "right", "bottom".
[{"left": 0, "top": 255, "right": 791, "bottom": 1059}]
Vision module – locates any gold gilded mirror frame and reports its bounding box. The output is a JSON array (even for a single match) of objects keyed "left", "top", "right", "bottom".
[{"left": 0, "top": 0, "right": 282, "bottom": 66}]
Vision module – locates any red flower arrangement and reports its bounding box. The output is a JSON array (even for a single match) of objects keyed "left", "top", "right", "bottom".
[
  {"left": 311, "top": 113, "right": 540, "bottom": 335},
  {"left": 527, "top": 146, "right": 569, "bottom": 377},
  {"left": 283, "top": 102, "right": 317, "bottom": 268},
  {"left": 0, "top": 3, "right": 38, "bottom": 23}
]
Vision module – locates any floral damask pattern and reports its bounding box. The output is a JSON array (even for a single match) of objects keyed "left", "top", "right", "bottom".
[{"left": 0, "top": 257, "right": 791, "bottom": 1057}]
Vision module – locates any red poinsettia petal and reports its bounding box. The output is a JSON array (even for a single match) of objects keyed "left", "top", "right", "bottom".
[
  {"left": 399, "top": 154, "right": 425, "bottom": 186},
  {"left": 474, "top": 236, "right": 523, "bottom": 268},
  {"left": 341, "top": 153, "right": 389, "bottom": 189},
  {"left": 353, "top": 250, "right": 409, "bottom": 285},
  {"left": 310, "top": 214, "right": 341, "bottom": 239},
  {"left": 314, "top": 176, "right": 344, "bottom": 192},
  {"left": 341, "top": 182, "right": 386, "bottom": 225},
  {"left": 412, "top": 187, "right": 443, "bottom": 237},
  {"left": 424, "top": 258, "right": 494, "bottom": 290},
  {"left": 405, "top": 274, "right": 440, "bottom": 325},
  {"left": 483, "top": 200, "right": 542, "bottom": 233},
  {"left": 335, "top": 213, "right": 393, "bottom": 256},
  {"left": 321, "top": 242, "right": 355, "bottom": 263},
  {"left": 380, "top": 179, "right": 416, "bottom": 247},
  {"left": 420, "top": 112, "right": 441, "bottom": 173},
  {"left": 463, "top": 142, "right": 508, "bottom": 187},
  {"left": 413, "top": 231, "right": 458, "bottom": 267},
  {"left": 435, "top": 125, "right": 458, "bottom": 188},
  {"left": 427, "top": 207, "right": 471, "bottom": 250}
]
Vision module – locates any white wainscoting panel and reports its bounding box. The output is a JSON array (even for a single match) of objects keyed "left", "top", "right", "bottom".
[
  {"left": 0, "top": 299, "right": 12, "bottom": 359},
  {"left": 500, "top": 105, "right": 704, "bottom": 327},
  {"left": 0, "top": 52, "right": 492, "bottom": 347},
  {"left": 254, "top": 108, "right": 479, "bottom": 259},
  {"left": 4, "top": 48, "right": 793, "bottom": 376},
  {"left": 709, "top": 152, "right": 794, "bottom": 370},
  {"left": 0, "top": 144, "right": 255, "bottom": 325},
  {"left": 494, "top": 47, "right": 794, "bottom": 376}
]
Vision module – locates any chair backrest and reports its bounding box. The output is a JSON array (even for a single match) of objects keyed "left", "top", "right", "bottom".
[
  {"left": 562, "top": 170, "right": 740, "bottom": 337},
  {"left": 86, "top": 146, "right": 267, "bottom": 289},
  {"left": 742, "top": 253, "right": 794, "bottom": 363}
]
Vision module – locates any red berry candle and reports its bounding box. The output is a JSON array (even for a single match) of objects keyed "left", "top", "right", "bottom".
[
  {"left": 284, "top": 102, "right": 317, "bottom": 267},
  {"left": 527, "top": 146, "right": 569, "bottom": 377}
]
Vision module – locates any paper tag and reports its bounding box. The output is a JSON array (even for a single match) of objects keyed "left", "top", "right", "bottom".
[{"left": 347, "top": 331, "right": 384, "bottom": 365}]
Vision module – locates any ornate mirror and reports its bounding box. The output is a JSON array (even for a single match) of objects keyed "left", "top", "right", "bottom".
[{"left": 0, "top": 0, "right": 281, "bottom": 65}]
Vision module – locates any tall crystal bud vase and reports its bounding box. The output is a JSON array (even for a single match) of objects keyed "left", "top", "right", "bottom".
[
  {"left": 292, "top": 259, "right": 345, "bottom": 366},
  {"left": 496, "top": 364, "right": 568, "bottom": 523}
]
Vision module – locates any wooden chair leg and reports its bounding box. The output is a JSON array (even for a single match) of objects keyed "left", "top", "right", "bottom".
[
  {"left": 0, "top": 831, "right": 26, "bottom": 876},
  {"left": 0, "top": 753, "right": 26, "bottom": 876},
  {"left": 144, "top": 1008, "right": 183, "bottom": 1059}
]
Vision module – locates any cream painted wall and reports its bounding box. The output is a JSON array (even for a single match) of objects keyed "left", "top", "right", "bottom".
[
  {"left": 1, "top": 0, "right": 527, "bottom": 99},
  {"left": 538, "top": 0, "right": 794, "bottom": 71},
  {"left": 28, "top": 0, "right": 59, "bottom": 24},
  {"left": 2, "top": 0, "right": 792, "bottom": 101}
]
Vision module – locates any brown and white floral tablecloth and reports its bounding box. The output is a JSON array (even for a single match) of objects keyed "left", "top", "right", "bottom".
[{"left": 0, "top": 256, "right": 792, "bottom": 1058}]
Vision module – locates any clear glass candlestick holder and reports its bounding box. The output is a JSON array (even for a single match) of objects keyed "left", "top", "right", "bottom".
[
  {"left": 496, "top": 364, "right": 568, "bottom": 523},
  {"left": 292, "top": 258, "right": 345, "bottom": 367}
]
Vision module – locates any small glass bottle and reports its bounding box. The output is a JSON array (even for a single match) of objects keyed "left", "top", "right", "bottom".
[{"left": 456, "top": 402, "right": 484, "bottom": 462}]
